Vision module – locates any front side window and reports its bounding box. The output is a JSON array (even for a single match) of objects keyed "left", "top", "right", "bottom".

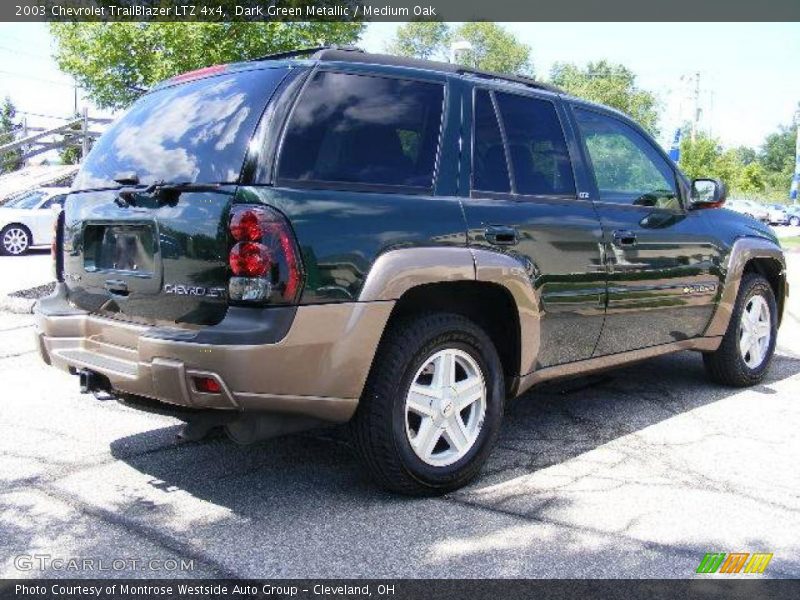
[
  {"left": 278, "top": 72, "right": 444, "bottom": 190},
  {"left": 574, "top": 108, "right": 680, "bottom": 209},
  {"left": 495, "top": 92, "right": 575, "bottom": 196}
]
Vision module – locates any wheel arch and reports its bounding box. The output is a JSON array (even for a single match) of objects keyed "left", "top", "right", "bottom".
[
  {"left": 358, "top": 247, "right": 540, "bottom": 399},
  {"left": 705, "top": 236, "right": 786, "bottom": 337}
]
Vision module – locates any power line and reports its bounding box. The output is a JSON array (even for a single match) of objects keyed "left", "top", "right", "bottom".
[
  {"left": 0, "top": 45, "right": 52, "bottom": 60},
  {"left": 0, "top": 69, "right": 74, "bottom": 88}
]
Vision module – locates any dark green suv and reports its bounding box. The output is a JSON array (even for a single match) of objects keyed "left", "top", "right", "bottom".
[{"left": 35, "top": 48, "right": 787, "bottom": 495}]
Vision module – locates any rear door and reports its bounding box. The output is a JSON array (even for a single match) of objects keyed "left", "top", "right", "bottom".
[
  {"left": 461, "top": 86, "right": 606, "bottom": 369},
  {"left": 568, "top": 105, "right": 723, "bottom": 355},
  {"left": 63, "top": 65, "right": 293, "bottom": 326}
]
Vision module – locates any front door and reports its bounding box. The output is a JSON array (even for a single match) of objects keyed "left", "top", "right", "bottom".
[
  {"left": 569, "top": 105, "right": 723, "bottom": 355},
  {"left": 462, "top": 87, "right": 606, "bottom": 370}
]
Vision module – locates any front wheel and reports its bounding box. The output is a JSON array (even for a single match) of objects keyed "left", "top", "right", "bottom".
[
  {"left": 351, "top": 313, "right": 504, "bottom": 495},
  {"left": 703, "top": 273, "right": 778, "bottom": 386}
]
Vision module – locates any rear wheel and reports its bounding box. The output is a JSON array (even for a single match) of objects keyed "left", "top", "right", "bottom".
[
  {"left": 703, "top": 273, "right": 777, "bottom": 386},
  {"left": 1, "top": 225, "right": 31, "bottom": 256},
  {"left": 351, "top": 313, "right": 504, "bottom": 495}
]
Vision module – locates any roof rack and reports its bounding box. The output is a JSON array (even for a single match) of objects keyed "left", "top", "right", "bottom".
[
  {"left": 251, "top": 46, "right": 563, "bottom": 95},
  {"left": 248, "top": 45, "right": 363, "bottom": 63}
]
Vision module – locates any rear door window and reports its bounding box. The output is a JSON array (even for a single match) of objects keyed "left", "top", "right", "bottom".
[
  {"left": 73, "top": 67, "right": 290, "bottom": 191},
  {"left": 472, "top": 89, "right": 511, "bottom": 193},
  {"left": 277, "top": 71, "right": 444, "bottom": 190},
  {"left": 494, "top": 92, "right": 576, "bottom": 197}
]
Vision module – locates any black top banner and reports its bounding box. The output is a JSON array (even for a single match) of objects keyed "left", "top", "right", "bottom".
[{"left": 3, "top": 0, "right": 800, "bottom": 22}]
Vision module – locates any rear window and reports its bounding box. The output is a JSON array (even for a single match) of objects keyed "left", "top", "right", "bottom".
[
  {"left": 277, "top": 72, "right": 444, "bottom": 190},
  {"left": 73, "top": 67, "right": 289, "bottom": 191}
]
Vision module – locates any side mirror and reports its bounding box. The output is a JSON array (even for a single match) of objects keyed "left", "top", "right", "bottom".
[{"left": 690, "top": 178, "right": 726, "bottom": 209}]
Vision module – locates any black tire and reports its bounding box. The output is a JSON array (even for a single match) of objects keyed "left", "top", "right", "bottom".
[
  {"left": 351, "top": 312, "right": 504, "bottom": 495},
  {"left": 703, "top": 273, "right": 778, "bottom": 387},
  {"left": 0, "top": 224, "right": 31, "bottom": 256}
]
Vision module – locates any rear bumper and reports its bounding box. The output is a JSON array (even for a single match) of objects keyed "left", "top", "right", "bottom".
[{"left": 35, "top": 284, "right": 393, "bottom": 423}]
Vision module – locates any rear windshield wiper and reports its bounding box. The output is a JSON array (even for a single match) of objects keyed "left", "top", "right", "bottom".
[{"left": 116, "top": 180, "right": 222, "bottom": 207}]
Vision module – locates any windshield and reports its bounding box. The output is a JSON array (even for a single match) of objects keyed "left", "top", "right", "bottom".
[
  {"left": 73, "top": 67, "right": 289, "bottom": 191},
  {"left": 4, "top": 191, "right": 45, "bottom": 209}
]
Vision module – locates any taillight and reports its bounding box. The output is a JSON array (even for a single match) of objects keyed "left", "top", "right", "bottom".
[{"left": 227, "top": 205, "right": 304, "bottom": 304}]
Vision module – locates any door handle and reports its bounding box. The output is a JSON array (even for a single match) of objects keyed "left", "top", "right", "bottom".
[
  {"left": 485, "top": 225, "right": 519, "bottom": 246},
  {"left": 612, "top": 230, "right": 637, "bottom": 247}
]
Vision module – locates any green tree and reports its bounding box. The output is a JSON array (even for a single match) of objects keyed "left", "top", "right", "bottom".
[
  {"left": 388, "top": 22, "right": 532, "bottom": 76},
  {"left": 0, "top": 97, "right": 23, "bottom": 174},
  {"left": 757, "top": 120, "right": 796, "bottom": 197},
  {"left": 50, "top": 21, "right": 364, "bottom": 110},
  {"left": 737, "top": 162, "right": 766, "bottom": 194},
  {"left": 678, "top": 134, "right": 720, "bottom": 181},
  {"left": 550, "top": 61, "right": 660, "bottom": 135},
  {"left": 387, "top": 21, "right": 449, "bottom": 60}
]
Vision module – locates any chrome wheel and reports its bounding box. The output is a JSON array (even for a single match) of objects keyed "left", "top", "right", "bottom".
[
  {"left": 739, "top": 294, "right": 771, "bottom": 369},
  {"left": 404, "top": 348, "right": 486, "bottom": 467},
  {"left": 2, "top": 227, "right": 29, "bottom": 255}
]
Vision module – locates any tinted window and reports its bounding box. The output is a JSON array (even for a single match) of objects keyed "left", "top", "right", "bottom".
[
  {"left": 472, "top": 90, "right": 510, "bottom": 193},
  {"left": 278, "top": 72, "right": 444, "bottom": 189},
  {"left": 74, "top": 67, "right": 289, "bottom": 190},
  {"left": 495, "top": 93, "right": 575, "bottom": 196},
  {"left": 574, "top": 108, "right": 679, "bottom": 209}
]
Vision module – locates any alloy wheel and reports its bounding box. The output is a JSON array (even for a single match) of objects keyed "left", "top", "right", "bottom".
[
  {"left": 404, "top": 348, "right": 487, "bottom": 467},
  {"left": 739, "top": 294, "right": 771, "bottom": 369},
  {"left": 2, "top": 227, "right": 29, "bottom": 255}
]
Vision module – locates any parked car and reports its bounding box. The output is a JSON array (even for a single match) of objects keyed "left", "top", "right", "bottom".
[
  {"left": 766, "top": 204, "right": 789, "bottom": 225},
  {"left": 724, "top": 198, "right": 770, "bottom": 223},
  {"left": 1, "top": 187, "right": 69, "bottom": 255},
  {"left": 34, "top": 48, "right": 786, "bottom": 495},
  {"left": 786, "top": 205, "right": 800, "bottom": 227}
]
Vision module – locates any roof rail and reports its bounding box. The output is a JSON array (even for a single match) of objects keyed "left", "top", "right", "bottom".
[
  {"left": 456, "top": 69, "right": 562, "bottom": 94},
  {"left": 250, "top": 46, "right": 563, "bottom": 94},
  {"left": 248, "top": 45, "right": 363, "bottom": 63}
]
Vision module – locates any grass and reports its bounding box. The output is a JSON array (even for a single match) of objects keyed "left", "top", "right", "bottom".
[{"left": 781, "top": 236, "right": 800, "bottom": 251}]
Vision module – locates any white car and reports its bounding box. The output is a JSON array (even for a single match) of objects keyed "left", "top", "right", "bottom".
[
  {"left": 766, "top": 204, "right": 789, "bottom": 225},
  {"left": 724, "top": 198, "right": 770, "bottom": 223},
  {"left": 0, "top": 187, "right": 69, "bottom": 255}
]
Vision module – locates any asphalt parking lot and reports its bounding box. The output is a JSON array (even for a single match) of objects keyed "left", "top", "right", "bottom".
[{"left": 1, "top": 246, "right": 799, "bottom": 579}]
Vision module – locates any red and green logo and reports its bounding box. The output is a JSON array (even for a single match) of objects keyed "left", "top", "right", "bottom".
[{"left": 696, "top": 552, "right": 773, "bottom": 574}]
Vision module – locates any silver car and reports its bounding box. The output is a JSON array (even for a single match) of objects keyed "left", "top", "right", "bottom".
[
  {"left": 766, "top": 204, "right": 789, "bottom": 225},
  {"left": 0, "top": 187, "right": 69, "bottom": 255},
  {"left": 724, "top": 199, "right": 770, "bottom": 223}
]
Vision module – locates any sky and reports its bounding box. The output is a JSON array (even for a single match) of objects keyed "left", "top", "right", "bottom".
[{"left": 1, "top": 22, "right": 798, "bottom": 156}]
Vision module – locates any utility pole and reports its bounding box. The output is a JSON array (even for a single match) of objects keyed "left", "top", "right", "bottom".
[
  {"left": 791, "top": 105, "right": 800, "bottom": 203},
  {"left": 691, "top": 72, "right": 701, "bottom": 143},
  {"left": 81, "top": 106, "right": 88, "bottom": 161}
]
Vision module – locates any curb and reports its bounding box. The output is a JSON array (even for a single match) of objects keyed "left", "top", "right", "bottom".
[{"left": 0, "top": 295, "right": 36, "bottom": 315}]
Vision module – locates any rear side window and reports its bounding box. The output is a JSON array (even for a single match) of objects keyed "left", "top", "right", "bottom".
[
  {"left": 472, "top": 90, "right": 510, "bottom": 193},
  {"left": 73, "top": 67, "right": 289, "bottom": 190},
  {"left": 494, "top": 92, "right": 575, "bottom": 196},
  {"left": 277, "top": 72, "right": 444, "bottom": 190}
]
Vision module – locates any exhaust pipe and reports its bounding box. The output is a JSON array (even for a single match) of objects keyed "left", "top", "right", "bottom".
[{"left": 78, "top": 369, "right": 111, "bottom": 394}]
